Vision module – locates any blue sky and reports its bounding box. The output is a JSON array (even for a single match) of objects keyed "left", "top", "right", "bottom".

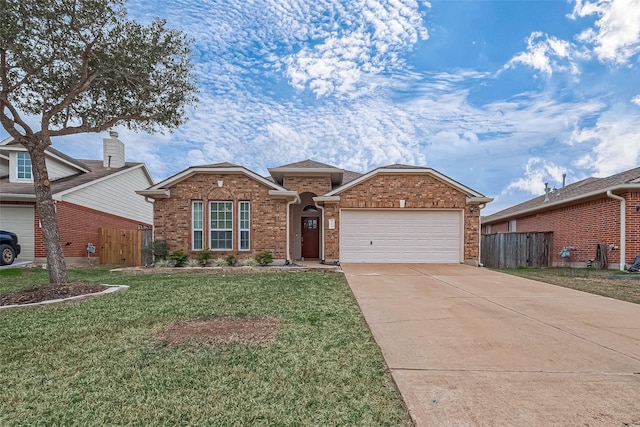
[{"left": 4, "top": 0, "right": 640, "bottom": 214}]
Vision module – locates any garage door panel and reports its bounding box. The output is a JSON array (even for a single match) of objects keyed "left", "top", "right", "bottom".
[
  {"left": 0, "top": 205, "right": 35, "bottom": 261},
  {"left": 340, "top": 210, "right": 462, "bottom": 263}
]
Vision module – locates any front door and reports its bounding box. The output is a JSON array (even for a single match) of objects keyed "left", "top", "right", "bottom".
[{"left": 301, "top": 217, "right": 319, "bottom": 258}]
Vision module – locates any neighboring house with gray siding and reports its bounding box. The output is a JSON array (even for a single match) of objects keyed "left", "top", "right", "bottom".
[{"left": 0, "top": 133, "right": 154, "bottom": 264}]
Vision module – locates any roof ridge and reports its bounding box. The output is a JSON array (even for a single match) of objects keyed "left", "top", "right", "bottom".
[{"left": 272, "top": 159, "right": 341, "bottom": 169}]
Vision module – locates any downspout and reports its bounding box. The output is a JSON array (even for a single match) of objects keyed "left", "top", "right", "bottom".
[
  {"left": 286, "top": 195, "right": 300, "bottom": 264},
  {"left": 314, "top": 201, "right": 325, "bottom": 263},
  {"left": 606, "top": 191, "right": 626, "bottom": 271},
  {"left": 477, "top": 203, "right": 487, "bottom": 267}
]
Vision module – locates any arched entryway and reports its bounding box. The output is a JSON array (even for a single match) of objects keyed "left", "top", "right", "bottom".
[{"left": 292, "top": 192, "right": 321, "bottom": 260}]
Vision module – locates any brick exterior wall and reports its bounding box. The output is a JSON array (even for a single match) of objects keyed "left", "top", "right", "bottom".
[
  {"left": 1, "top": 200, "right": 150, "bottom": 261},
  {"left": 482, "top": 192, "right": 640, "bottom": 267},
  {"left": 483, "top": 221, "right": 509, "bottom": 234},
  {"left": 152, "top": 173, "right": 288, "bottom": 259},
  {"left": 45, "top": 201, "right": 150, "bottom": 259},
  {"left": 322, "top": 173, "right": 481, "bottom": 263},
  {"left": 283, "top": 176, "right": 332, "bottom": 195}
]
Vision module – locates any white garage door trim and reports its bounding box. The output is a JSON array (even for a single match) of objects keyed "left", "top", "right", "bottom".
[
  {"left": 0, "top": 204, "right": 35, "bottom": 261},
  {"left": 340, "top": 209, "right": 463, "bottom": 263}
]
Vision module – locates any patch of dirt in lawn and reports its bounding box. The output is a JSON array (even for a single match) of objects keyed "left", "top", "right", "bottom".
[
  {"left": 0, "top": 283, "right": 107, "bottom": 306},
  {"left": 156, "top": 318, "right": 281, "bottom": 347}
]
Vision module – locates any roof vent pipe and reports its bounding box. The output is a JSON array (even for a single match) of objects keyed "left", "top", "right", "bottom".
[
  {"left": 562, "top": 173, "right": 566, "bottom": 188},
  {"left": 544, "top": 183, "right": 549, "bottom": 202}
]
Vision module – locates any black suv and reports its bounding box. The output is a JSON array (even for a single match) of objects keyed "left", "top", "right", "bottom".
[{"left": 0, "top": 230, "right": 21, "bottom": 266}]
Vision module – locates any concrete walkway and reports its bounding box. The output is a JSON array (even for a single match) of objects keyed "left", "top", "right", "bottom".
[{"left": 342, "top": 264, "right": 640, "bottom": 426}]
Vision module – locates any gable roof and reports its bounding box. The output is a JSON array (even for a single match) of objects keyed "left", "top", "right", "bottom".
[
  {"left": 275, "top": 159, "right": 338, "bottom": 169},
  {"left": 138, "top": 163, "right": 287, "bottom": 198},
  {"left": 483, "top": 166, "right": 640, "bottom": 224},
  {"left": 1, "top": 137, "right": 90, "bottom": 173},
  {"left": 268, "top": 158, "right": 347, "bottom": 186},
  {"left": 326, "top": 164, "right": 490, "bottom": 202},
  {"left": 0, "top": 136, "right": 153, "bottom": 201},
  {"left": 0, "top": 160, "right": 152, "bottom": 201}
]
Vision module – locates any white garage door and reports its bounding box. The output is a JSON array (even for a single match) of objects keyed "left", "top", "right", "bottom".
[
  {"left": 340, "top": 210, "right": 463, "bottom": 263},
  {"left": 0, "top": 205, "right": 35, "bottom": 261}
]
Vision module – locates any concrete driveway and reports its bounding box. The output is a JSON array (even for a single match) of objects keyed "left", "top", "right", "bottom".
[{"left": 342, "top": 264, "right": 640, "bottom": 426}]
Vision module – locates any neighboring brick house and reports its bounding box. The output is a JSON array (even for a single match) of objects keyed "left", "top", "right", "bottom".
[
  {"left": 0, "top": 133, "right": 154, "bottom": 264},
  {"left": 138, "top": 160, "right": 492, "bottom": 264},
  {"left": 481, "top": 167, "right": 640, "bottom": 270}
]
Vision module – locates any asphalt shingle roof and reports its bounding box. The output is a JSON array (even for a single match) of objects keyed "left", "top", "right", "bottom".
[
  {"left": 0, "top": 160, "right": 145, "bottom": 197},
  {"left": 483, "top": 166, "right": 640, "bottom": 223},
  {"left": 273, "top": 159, "right": 340, "bottom": 169}
]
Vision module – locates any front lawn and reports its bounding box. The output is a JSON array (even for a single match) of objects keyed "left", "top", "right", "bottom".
[{"left": 0, "top": 268, "right": 410, "bottom": 426}]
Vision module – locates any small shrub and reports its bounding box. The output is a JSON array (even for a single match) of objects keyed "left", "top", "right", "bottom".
[
  {"left": 214, "top": 257, "right": 228, "bottom": 267},
  {"left": 255, "top": 251, "right": 273, "bottom": 266},
  {"left": 225, "top": 254, "right": 237, "bottom": 266},
  {"left": 241, "top": 258, "right": 258, "bottom": 267},
  {"left": 153, "top": 240, "right": 170, "bottom": 260},
  {"left": 186, "top": 259, "right": 201, "bottom": 268},
  {"left": 155, "top": 259, "right": 174, "bottom": 268},
  {"left": 170, "top": 250, "right": 189, "bottom": 267},
  {"left": 197, "top": 249, "right": 211, "bottom": 266}
]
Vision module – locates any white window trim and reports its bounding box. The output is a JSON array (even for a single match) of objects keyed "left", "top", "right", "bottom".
[
  {"left": 509, "top": 219, "right": 517, "bottom": 232},
  {"left": 210, "top": 201, "right": 233, "bottom": 251},
  {"left": 192, "top": 201, "right": 203, "bottom": 251},
  {"left": 239, "top": 201, "right": 250, "bottom": 251},
  {"left": 16, "top": 152, "right": 33, "bottom": 182}
]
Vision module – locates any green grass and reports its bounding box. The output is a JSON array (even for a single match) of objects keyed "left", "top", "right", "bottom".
[
  {"left": 0, "top": 268, "right": 410, "bottom": 426},
  {"left": 494, "top": 267, "right": 640, "bottom": 304}
]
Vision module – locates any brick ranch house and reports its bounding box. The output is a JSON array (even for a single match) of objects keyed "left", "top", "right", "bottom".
[
  {"left": 138, "top": 160, "right": 492, "bottom": 264},
  {"left": 0, "top": 133, "right": 154, "bottom": 264},
  {"left": 481, "top": 166, "right": 640, "bottom": 270}
]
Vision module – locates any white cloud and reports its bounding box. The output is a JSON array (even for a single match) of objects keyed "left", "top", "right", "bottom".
[
  {"left": 505, "top": 158, "right": 569, "bottom": 195},
  {"left": 632, "top": 95, "right": 640, "bottom": 105},
  {"left": 570, "top": 0, "right": 640, "bottom": 64},
  {"left": 505, "top": 32, "right": 582, "bottom": 76},
  {"left": 569, "top": 113, "right": 640, "bottom": 176},
  {"left": 282, "top": 0, "right": 429, "bottom": 97}
]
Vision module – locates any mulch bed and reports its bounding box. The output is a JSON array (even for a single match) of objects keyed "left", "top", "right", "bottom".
[
  {"left": 0, "top": 283, "right": 107, "bottom": 306},
  {"left": 155, "top": 318, "right": 281, "bottom": 347}
]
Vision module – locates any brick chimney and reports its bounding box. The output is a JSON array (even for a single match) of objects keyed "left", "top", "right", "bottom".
[{"left": 103, "top": 131, "right": 125, "bottom": 169}]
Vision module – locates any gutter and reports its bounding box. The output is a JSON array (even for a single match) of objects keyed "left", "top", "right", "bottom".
[
  {"left": 476, "top": 202, "right": 488, "bottom": 267},
  {"left": 314, "top": 201, "right": 325, "bottom": 263},
  {"left": 606, "top": 191, "right": 626, "bottom": 271},
  {"left": 285, "top": 194, "right": 301, "bottom": 264},
  {"left": 0, "top": 193, "right": 36, "bottom": 201}
]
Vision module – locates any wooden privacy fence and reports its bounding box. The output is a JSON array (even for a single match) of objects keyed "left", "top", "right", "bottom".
[
  {"left": 481, "top": 232, "right": 553, "bottom": 269},
  {"left": 99, "top": 227, "right": 153, "bottom": 266}
]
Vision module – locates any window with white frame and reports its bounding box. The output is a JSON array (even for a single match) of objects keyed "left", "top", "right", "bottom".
[
  {"left": 17, "top": 152, "right": 32, "bottom": 180},
  {"left": 509, "top": 220, "right": 517, "bottom": 232},
  {"left": 210, "top": 201, "right": 233, "bottom": 250},
  {"left": 192, "top": 201, "right": 203, "bottom": 250},
  {"left": 239, "top": 201, "right": 250, "bottom": 251}
]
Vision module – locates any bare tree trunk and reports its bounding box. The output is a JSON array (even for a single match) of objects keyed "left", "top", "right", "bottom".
[{"left": 27, "top": 143, "right": 69, "bottom": 285}]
